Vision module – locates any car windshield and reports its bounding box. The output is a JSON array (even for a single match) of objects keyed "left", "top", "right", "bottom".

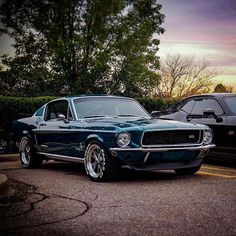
[
  {"left": 73, "top": 97, "right": 151, "bottom": 119},
  {"left": 224, "top": 96, "right": 236, "bottom": 114}
]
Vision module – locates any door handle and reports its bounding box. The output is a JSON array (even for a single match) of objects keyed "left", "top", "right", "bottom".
[{"left": 39, "top": 123, "right": 47, "bottom": 127}]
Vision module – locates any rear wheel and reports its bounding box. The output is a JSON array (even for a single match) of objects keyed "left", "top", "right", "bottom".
[
  {"left": 20, "top": 136, "right": 43, "bottom": 168},
  {"left": 84, "top": 141, "right": 120, "bottom": 181},
  {"left": 174, "top": 165, "right": 201, "bottom": 175}
]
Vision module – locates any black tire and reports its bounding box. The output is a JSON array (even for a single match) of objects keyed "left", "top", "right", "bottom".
[
  {"left": 174, "top": 165, "right": 201, "bottom": 175},
  {"left": 84, "top": 141, "right": 120, "bottom": 182},
  {"left": 19, "top": 136, "right": 43, "bottom": 169}
]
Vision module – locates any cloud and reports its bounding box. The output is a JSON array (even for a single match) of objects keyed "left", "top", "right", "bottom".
[{"left": 157, "top": 0, "right": 236, "bottom": 87}]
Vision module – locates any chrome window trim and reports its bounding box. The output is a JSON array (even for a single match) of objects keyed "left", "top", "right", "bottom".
[
  {"left": 71, "top": 99, "right": 78, "bottom": 120},
  {"left": 141, "top": 129, "right": 204, "bottom": 147},
  {"left": 44, "top": 99, "right": 75, "bottom": 121},
  {"left": 38, "top": 152, "right": 84, "bottom": 163},
  {"left": 72, "top": 96, "right": 151, "bottom": 120}
]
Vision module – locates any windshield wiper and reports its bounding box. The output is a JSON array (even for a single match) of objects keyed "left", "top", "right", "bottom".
[
  {"left": 117, "top": 114, "right": 139, "bottom": 117},
  {"left": 83, "top": 115, "right": 106, "bottom": 119},
  {"left": 116, "top": 115, "right": 150, "bottom": 119}
]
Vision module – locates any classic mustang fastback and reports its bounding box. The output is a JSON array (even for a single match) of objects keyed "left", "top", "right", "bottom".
[{"left": 12, "top": 95, "right": 215, "bottom": 181}]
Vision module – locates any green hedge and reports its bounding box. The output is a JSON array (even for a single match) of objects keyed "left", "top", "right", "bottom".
[
  {"left": 0, "top": 96, "right": 178, "bottom": 151},
  {"left": 0, "top": 96, "right": 56, "bottom": 149},
  {"left": 137, "top": 98, "right": 177, "bottom": 113}
]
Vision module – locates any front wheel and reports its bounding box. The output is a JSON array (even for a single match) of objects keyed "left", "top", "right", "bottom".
[
  {"left": 20, "top": 136, "right": 43, "bottom": 168},
  {"left": 174, "top": 165, "right": 201, "bottom": 175},
  {"left": 84, "top": 141, "right": 120, "bottom": 181}
]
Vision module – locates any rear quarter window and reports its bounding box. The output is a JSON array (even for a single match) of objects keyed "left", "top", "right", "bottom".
[{"left": 34, "top": 107, "right": 44, "bottom": 117}]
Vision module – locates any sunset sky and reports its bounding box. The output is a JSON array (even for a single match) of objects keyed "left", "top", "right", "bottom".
[
  {"left": 158, "top": 0, "right": 236, "bottom": 88},
  {"left": 0, "top": 0, "right": 235, "bottom": 88}
]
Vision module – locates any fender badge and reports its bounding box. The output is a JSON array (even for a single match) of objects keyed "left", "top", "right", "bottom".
[{"left": 75, "top": 143, "right": 85, "bottom": 151}]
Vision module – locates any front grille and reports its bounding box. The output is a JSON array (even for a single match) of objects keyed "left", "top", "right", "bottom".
[{"left": 142, "top": 130, "right": 203, "bottom": 146}]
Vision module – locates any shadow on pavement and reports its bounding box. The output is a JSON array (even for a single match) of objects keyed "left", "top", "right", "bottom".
[{"left": 40, "top": 161, "right": 202, "bottom": 183}]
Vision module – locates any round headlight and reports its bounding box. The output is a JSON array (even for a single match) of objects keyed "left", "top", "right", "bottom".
[
  {"left": 117, "top": 132, "right": 131, "bottom": 148},
  {"left": 203, "top": 130, "right": 213, "bottom": 144}
]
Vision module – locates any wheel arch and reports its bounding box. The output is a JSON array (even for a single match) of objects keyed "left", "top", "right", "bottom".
[
  {"left": 84, "top": 136, "right": 120, "bottom": 181},
  {"left": 85, "top": 134, "right": 118, "bottom": 160},
  {"left": 19, "top": 130, "right": 35, "bottom": 151},
  {"left": 86, "top": 134, "right": 104, "bottom": 146}
]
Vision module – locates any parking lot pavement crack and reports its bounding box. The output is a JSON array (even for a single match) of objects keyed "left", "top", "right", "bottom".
[
  {"left": 50, "top": 193, "right": 90, "bottom": 214},
  {"left": 0, "top": 179, "right": 91, "bottom": 234},
  {"left": 86, "top": 190, "right": 99, "bottom": 202},
  {"left": 8, "top": 178, "right": 38, "bottom": 189},
  {"left": 0, "top": 192, "right": 47, "bottom": 220},
  {"left": 93, "top": 203, "right": 146, "bottom": 209}
]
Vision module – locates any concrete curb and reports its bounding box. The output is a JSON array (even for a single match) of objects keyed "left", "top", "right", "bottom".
[
  {"left": 0, "top": 173, "right": 11, "bottom": 198},
  {"left": 0, "top": 154, "right": 19, "bottom": 162}
]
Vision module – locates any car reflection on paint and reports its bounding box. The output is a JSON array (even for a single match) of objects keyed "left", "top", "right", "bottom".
[{"left": 12, "top": 95, "right": 215, "bottom": 181}]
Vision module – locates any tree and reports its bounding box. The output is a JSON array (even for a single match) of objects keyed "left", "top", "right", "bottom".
[
  {"left": 153, "top": 54, "right": 218, "bottom": 99},
  {"left": 214, "top": 83, "right": 227, "bottom": 93},
  {"left": 225, "top": 85, "right": 235, "bottom": 93},
  {"left": 0, "top": 0, "right": 164, "bottom": 97},
  {"left": 214, "top": 83, "right": 235, "bottom": 93}
]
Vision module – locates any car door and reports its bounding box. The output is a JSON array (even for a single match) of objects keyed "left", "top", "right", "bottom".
[
  {"left": 35, "top": 99, "right": 74, "bottom": 156},
  {"left": 186, "top": 98, "right": 227, "bottom": 146}
]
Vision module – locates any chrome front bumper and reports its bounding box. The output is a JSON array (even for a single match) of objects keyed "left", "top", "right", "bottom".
[{"left": 110, "top": 144, "right": 215, "bottom": 153}]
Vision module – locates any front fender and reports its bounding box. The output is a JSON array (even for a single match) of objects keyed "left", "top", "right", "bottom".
[{"left": 86, "top": 134, "right": 104, "bottom": 145}]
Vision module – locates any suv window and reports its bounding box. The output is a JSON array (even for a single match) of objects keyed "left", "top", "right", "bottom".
[
  {"left": 180, "top": 100, "right": 196, "bottom": 114},
  {"left": 45, "top": 100, "right": 72, "bottom": 121},
  {"left": 224, "top": 96, "right": 236, "bottom": 114},
  {"left": 191, "top": 98, "right": 224, "bottom": 116}
]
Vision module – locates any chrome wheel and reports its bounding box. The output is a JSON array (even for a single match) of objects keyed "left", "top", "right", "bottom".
[
  {"left": 20, "top": 137, "right": 31, "bottom": 167},
  {"left": 19, "top": 136, "right": 42, "bottom": 168},
  {"left": 85, "top": 143, "right": 106, "bottom": 179}
]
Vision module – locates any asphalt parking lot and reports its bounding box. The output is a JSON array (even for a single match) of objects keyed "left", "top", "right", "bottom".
[{"left": 0, "top": 159, "right": 235, "bottom": 236}]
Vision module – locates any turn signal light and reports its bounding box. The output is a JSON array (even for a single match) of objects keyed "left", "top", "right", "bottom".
[{"left": 228, "top": 130, "right": 235, "bottom": 136}]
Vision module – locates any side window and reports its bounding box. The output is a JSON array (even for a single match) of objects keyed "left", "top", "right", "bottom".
[
  {"left": 35, "top": 106, "right": 44, "bottom": 117},
  {"left": 180, "top": 100, "right": 196, "bottom": 114},
  {"left": 191, "top": 99, "right": 224, "bottom": 116},
  {"left": 45, "top": 100, "right": 73, "bottom": 121}
]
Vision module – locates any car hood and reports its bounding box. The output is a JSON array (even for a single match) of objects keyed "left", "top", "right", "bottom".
[{"left": 72, "top": 117, "right": 207, "bottom": 132}]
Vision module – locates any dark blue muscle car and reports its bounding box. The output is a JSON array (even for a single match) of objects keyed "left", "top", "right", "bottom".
[{"left": 12, "top": 95, "right": 215, "bottom": 181}]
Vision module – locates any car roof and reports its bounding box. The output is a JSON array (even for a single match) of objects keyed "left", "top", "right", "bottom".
[
  {"left": 49, "top": 95, "right": 133, "bottom": 102},
  {"left": 66, "top": 94, "right": 128, "bottom": 99},
  {"left": 184, "top": 93, "right": 236, "bottom": 100}
]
